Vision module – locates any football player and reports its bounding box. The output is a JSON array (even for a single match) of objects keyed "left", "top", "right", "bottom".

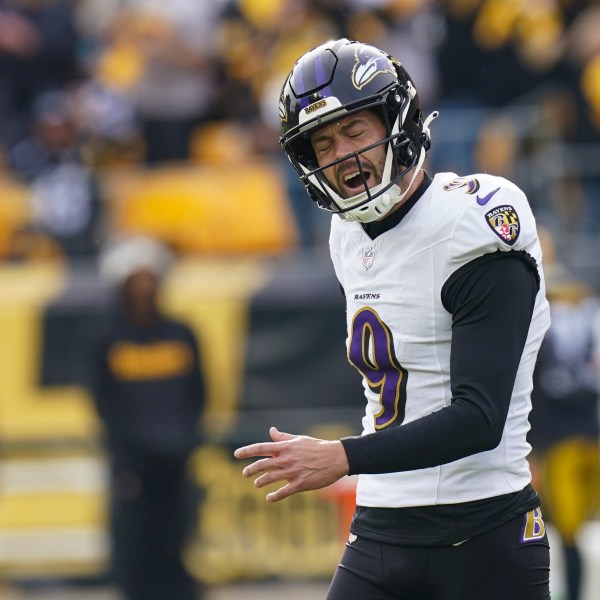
[{"left": 235, "top": 39, "right": 551, "bottom": 599}]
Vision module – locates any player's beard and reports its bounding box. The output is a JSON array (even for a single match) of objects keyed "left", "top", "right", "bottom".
[{"left": 332, "top": 152, "right": 386, "bottom": 200}]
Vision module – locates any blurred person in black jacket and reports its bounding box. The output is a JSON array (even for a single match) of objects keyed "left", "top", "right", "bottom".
[
  {"left": 0, "top": 0, "right": 79, "bottom": 149},
  {"left": 88, "top": 236, "right": 205, "bottom": 600},
  {"left": 529, "top": 231, "right": 600, "bottom": 600}
]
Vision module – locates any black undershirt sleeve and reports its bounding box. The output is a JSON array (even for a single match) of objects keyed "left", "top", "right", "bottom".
[{"left": 340, "top": 251, "right": 539, "bottom": 475}]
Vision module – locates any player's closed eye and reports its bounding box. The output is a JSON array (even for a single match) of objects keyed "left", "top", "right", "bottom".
[
  {"left": 316, "top": 143, "right": 332, "bottom": 155},
  {"left": 347, "top": 129, "right": 364, "bottom": 138}
]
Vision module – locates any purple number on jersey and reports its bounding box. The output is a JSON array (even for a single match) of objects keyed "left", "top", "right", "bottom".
[{"left": 348, "top": 307, "right": 408, "bottom": 429}]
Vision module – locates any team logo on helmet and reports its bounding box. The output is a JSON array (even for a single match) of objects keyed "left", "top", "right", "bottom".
[
  {"left": 485, "top": 205, "right": 520, "bottom": 246},
  {"left": 278, "top": 89, "right": 287, "bottom": 122},
  {"left": 352, "top": 47, "right": 396, "bottom": 90}
]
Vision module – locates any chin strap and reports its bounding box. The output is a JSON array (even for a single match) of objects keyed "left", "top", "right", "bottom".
[{"left": 423, "top": 110, "right": 439, "bottom": 136}]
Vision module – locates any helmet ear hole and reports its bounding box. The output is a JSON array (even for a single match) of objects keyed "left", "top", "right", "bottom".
[
  {"left": 385, "top": 87, "right": 404, "bottom": 110},
  {"left": 394, "top": 137, "right": 416, "bottom": 167}
]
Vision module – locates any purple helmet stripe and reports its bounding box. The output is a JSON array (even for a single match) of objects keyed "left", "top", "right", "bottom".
[
  {"left": 315, "top": 54, "right": 332, "bottom": 99},
  {"left": 295, "top": 64, "right": 310, "bottom": 109}
]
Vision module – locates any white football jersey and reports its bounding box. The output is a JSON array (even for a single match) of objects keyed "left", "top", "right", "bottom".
[{"left": 330, "top": 172, "right": 551, "bottom": 508}]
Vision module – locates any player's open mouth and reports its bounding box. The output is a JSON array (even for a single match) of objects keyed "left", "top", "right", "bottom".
[{"left": 342, "top": 170, "right": 371, "bottom": 192}]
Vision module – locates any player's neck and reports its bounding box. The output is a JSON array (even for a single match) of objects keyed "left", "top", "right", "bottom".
[{"left": 384, "top": 168, "right": 424, "bottom": 219}]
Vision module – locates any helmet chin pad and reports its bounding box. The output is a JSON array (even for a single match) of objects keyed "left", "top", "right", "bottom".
[{"left": 339, "top": 184, "right": 400, "bottom": 222}]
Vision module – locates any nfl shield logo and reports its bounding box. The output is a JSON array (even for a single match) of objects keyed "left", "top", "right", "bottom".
[{"left": 362, "top": 247, "right": 375, "bottom": 270}]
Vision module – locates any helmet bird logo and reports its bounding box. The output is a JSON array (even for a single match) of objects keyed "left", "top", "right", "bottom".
[
  {"left": 278, "top": 90, "right": 287, "bottom": 123},
  {"left": 352, "top": 48, "right": 396, "bottom": 90}
]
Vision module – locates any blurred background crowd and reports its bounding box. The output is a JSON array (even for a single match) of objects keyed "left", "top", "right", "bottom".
[
  {"left": 0, "top": 0, "right": 598, "bottom": 262},
  {"left": 0, "top": 1, "right": 598, "bottom": 600}
]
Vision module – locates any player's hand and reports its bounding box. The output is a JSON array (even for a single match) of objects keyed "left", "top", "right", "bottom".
[{"left": 234, "top": 427, "right": 350, "bottom": 502}]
